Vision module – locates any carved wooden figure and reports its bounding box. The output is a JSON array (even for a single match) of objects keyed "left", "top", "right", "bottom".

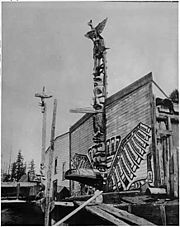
[{"left": 85, "top": 18, "right": 108, "bottom": 173}]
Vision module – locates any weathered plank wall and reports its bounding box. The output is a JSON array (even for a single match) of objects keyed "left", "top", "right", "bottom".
[
  {"left": 70, "top": 116, "right": 94, "bottom": 157},
  {"left": 53, "top": 133, "right": 70, "bottom": 188},
  {"left": 156, "top": 108, "right": 179, "bottom": 196},
  {"left": 106, "top": 83, "right": 151, "bottom": 139}
]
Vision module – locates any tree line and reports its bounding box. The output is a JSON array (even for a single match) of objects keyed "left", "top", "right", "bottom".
[{"left": 2, "top": 150, "right": 36, "bottom": 182}]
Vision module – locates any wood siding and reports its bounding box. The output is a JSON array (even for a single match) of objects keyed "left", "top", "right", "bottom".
[
  {"left": 71, "top": 117, "right": 94, "bottom": 157},
  {"left": 52, "top": 133, "right": 70, "bottom": 188},
  {"left": 44, "top": 132, "right": 70, "bottom": 196},
  {"left": 106, "top": 83, "right": 151, "bottom": 139}
]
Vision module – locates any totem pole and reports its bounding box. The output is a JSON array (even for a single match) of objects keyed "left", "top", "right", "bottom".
[
  {"left": 35, "top": 87, "right": 52, "bottom": 177},
  {"left": 85, "top": 18, "right": 108, "bottom": 176}
]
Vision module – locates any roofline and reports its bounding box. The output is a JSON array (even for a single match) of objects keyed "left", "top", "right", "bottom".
[
  {"left": 70, "top": 72, "right": 153, "bottom": 132},
  {"left": 45, "top": 131, "right": 69, "bottom": 153},
  {"left": 54, "top": 131, "right": 69, "bottom": 141},
  {"left": 106, "top": 72, "right": 152, "bottom": 105},
  {"left": 70, "top": 113, "right": 93, "bottom": 133}
]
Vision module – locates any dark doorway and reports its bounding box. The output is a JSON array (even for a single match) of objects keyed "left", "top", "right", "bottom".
[{"left": 53, "top": 180, "right": 57, "bottom": 201}]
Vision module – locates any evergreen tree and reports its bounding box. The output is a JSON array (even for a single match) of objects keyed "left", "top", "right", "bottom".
[
  {"left": 29, "top": 159, "right": 35, "bottom": 174},
  {"left": 28, "top": 159, "right": 36, "bottom": 181},
  {"left": 169, "top": 89, "right": 179, "bottom": 103},
  {"left": 16, "top": 150, "right": 26, "bottom": 181},
  {"left": 11, "top": 150, "right": 26, "bottom": 181},
  {"left": 11, "top": 162, "right": 17, "bottom": 181}
]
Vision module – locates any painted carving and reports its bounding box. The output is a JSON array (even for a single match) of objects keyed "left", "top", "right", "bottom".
[
  {"left": 85, "top": 18, "right": 108, "bottom": 172},
  {"left": 88, "top": 135, "right": 121, "bottom": 171},
  {"left": 106, "top": 135, "right": 121, "bottom": 170},
  {"left": 93, "top": 114, "right": 104, "bottom": 141},
  {"left": 71, "top": 153, "right": 99, "bottom": 196},
  {"left": 107, "top": 123, "right": 152, "bottom": 191},
  {"left": 71, "top": 153, "right": 92, "bottom": 170}
]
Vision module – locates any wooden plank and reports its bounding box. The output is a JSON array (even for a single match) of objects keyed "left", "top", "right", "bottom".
[
  {"left": 85, "top": 204, "right": 129, "bottom": 226},
  {"left": 146, "top": 188, "right": 166, "bottom": 195},
  {"left": 1, "top": 199, "right": 26, "bottom": 204},
  {"left": 169, "top": 154, "right": 174, "bottom": 195},
  {"left": 160, "top": 205, "right": 166, "bottom": 226},
  {"left": 157, "top": 138, "right": 165, "bottom": 185},
  {"left": 173, "top": 148, "right": 179, "bottom": 198},
  {"left": 69, "top": 131, "right": 72, "bottom": 195},
  {"left": 54, "top": 191, "right": 103, "bottom": 226},
  {"left": 116, "top": 201, "right": 179, "bottom": 225},
  {"left": 150, "top": 90, "right": 160, "bottom": 187},
  {"left": 54, "top": 201, "right": 74, "bottom": 207},
  {"left": 168, "top": 116, "right": 174, "bottom": 196},
  {"left": 98, "top": 203, "right": 155, "bottom": 226},
  {"left": 165, "top": 135, "right": 170, "bottom": 195},
  {"left": 157, "top": 113, "right": 179, "bottom": 121},
  {"left": 64, "top": 194, "right": 92, "bottom": 202},
  {"left": 1, "top": 182, "right": 37, "bottom": 187},
  {"left": 158, "top": 129, "right": 172, "bottom": 136},
  {"left": 16, "top": 183, "right": 20, "bottom": 199}
]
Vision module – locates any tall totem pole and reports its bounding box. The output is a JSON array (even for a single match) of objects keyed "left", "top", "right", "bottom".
[
  {"left": 85, "top": 18, "right": 108, "bottom": 178},
  {"left": 35, "top": 87, "right": 52, "bottom": 175}
]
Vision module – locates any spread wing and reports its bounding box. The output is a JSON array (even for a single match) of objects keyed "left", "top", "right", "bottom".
[
  {"left": 107, "top": 122, "right": 152, "bottom": 191},
  {"left": 84, "top": 18, "right": 108, "bottom": 40},
  {"left": 95, "top": 18, "right": 108, "bottom": 35}
]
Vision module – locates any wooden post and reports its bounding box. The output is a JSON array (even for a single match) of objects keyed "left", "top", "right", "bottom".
[
  {"left": 69, "top": 130, "right": 72, "bottom": 195},
  {"left": 44, "top": 99, "right": 57, "bottom": 226},
  {"left": 16, "top": 183, "right": 20, "bottom": 199},
  {"left": 157, "top": 138, "right": 165, "bottom": 185},
  {"left": 160, "top": 205, "right": 167, "bottom": 225},
  {"left": 167, "top": 116, "right": 174, "bottom": 196},
  {"left": 173, "top": 148, "right": 179, "bottom": 198},
  {"left": 149, "top": 84, "right": 160, "bottom": 187},
  {"left": 35, "top": 87, "right": 52, "bottom": 168},
  {"left": 165, "top": 136, "right": 170, "bottom": 195},
  {"left": 42, "top": 103, "right": 47, "bottom": 164}
]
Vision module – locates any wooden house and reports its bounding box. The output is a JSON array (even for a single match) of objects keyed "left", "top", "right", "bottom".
[{"left": 69, "top": 72, "right": 179, "bottom": 197}]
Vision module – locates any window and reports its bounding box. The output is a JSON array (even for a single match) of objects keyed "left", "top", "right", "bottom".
[
  {"left": 54, "top": 158, "right": 58, "bottom": 175},
  {"left": 62, "top": 162, "right": 66, "bottom": 180}
]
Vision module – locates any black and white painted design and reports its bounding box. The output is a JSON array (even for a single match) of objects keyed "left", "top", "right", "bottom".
[{"left": 107, "top": 122, "right": 152, "bottom": 191}]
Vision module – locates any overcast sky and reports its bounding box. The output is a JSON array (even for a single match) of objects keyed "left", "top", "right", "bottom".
[{"left": 2, "top": 1, "right": 178, "bottom": 172}]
